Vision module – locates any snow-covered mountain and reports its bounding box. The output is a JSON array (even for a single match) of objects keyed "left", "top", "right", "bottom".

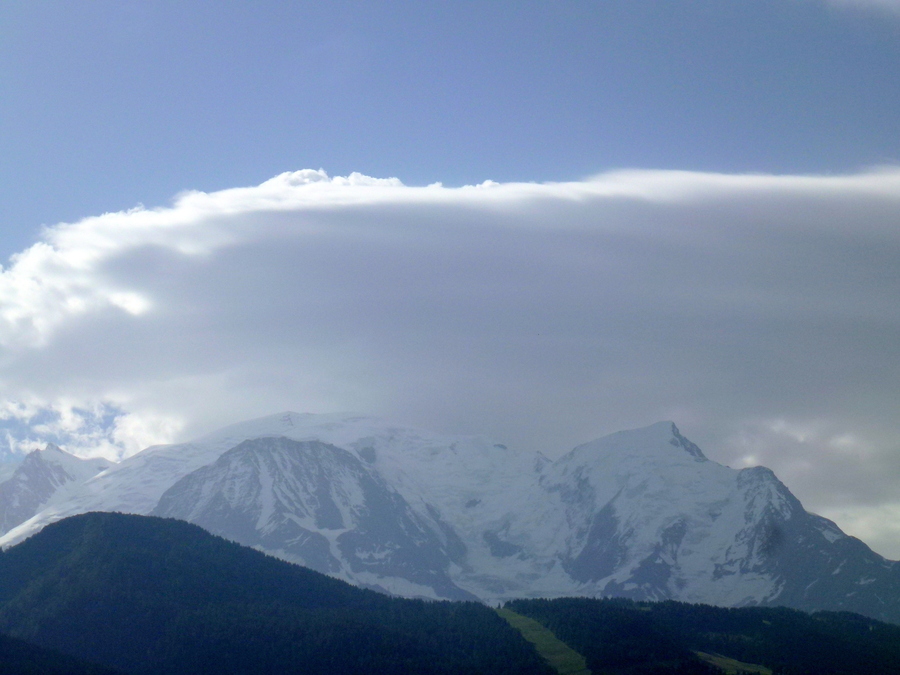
[
  {"left": 0, "top": 445, "right": 110, "bottom": 534},
  {"left": 0, "top": 412, "right": 897, "bottom": 623},
  {"left": 154, "top": 437, "right": 476, "bottom": 599}
]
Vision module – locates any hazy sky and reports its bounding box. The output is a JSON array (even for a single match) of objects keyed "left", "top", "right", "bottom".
[{"left": 2, "top": 2, "right": 900, "bottom": 557}]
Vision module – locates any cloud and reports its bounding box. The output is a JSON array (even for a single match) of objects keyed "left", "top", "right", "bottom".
[{"left": 2, "top": 167, "right": 900, "bottom": 557}]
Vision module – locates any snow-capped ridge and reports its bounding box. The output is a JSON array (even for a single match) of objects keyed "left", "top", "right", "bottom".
[{"left": 563, "top": 421, "right": 707, "bottom": 465}]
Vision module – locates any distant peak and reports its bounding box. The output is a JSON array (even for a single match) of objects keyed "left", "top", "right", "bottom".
[
  {"left": 568, "top": 421, "right": 708, "bottom": 462},
  {"left": 667, "top": 423, "right": 706, "bottom": 460},
  {"left": 23, "top": 443, "right": 64, "bottom": 460},
  {"left": 624, "top": 421, "right": 706, "bottom": 460}
]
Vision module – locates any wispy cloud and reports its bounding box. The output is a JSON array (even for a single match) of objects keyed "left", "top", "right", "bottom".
[{"left": 2, "top": 167, "right": 900, "bottom": 556}]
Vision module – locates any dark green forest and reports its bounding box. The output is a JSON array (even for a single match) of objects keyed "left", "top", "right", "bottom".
[
  {"left": 0, "top": 512, "right": 899, "bottom": 675},
  {"left": 0, "top": 631, "right": 118, "bottom": 675},
  {"left": 0, "top": 513, "right": 553, "bottom": 675},
  {"left": 506, "top": 597, "right": 900, "bottom": 675}
]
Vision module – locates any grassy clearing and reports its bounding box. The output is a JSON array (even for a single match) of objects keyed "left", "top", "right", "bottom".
[
  {"left": 496, "top": 608, "right": 591, "bottom": 675},
  {"left": 696, "top": 651, "right": 772, "bottom": 675}
]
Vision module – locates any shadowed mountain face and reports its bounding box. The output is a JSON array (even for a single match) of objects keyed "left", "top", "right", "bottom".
[
  {"left": 152, "top": 437, "right": 476, "bottom": 600},
  {"left": 0, "top": 413, "right": 898, "bottom": 624},
  {"left": 0, "top": 512, "right": 553, "bottom": 675}
]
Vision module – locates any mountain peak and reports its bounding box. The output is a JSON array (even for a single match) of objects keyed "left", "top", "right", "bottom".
[
  {"left": 668, "top": 423, "right": 706, "bottom": 460},
  {"left": 569, "top": 421, "right": 707, "bottom": 463},
  {"left": 20, "top": 443, "right": 65, "bottom": 466},
  {"left": 39, "top": 443, "right": 66, "bottom": 457},
  {"left": 192, "top": 411, "right": 373, "bottom": 445}
]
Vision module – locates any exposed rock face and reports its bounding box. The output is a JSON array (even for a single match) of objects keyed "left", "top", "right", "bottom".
[{"left": 1, "top": 413, "right": 898, "bottom": 623}]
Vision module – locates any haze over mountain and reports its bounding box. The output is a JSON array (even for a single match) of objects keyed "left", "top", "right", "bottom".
[{"left": 0, "top": 412, "right": 897, "bottom": 624}]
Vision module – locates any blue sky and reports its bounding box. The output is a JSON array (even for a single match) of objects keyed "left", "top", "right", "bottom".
[{"left": 1, "top": 1, "right": 900, "bottom": 556}]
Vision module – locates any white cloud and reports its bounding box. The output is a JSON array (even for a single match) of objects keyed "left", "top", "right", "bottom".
[
  {"left": 2, "top": 167, "right": 900, "bottom": 556},
  {"left": 0, "top": 399, "right": 178, "bottom": 461}
]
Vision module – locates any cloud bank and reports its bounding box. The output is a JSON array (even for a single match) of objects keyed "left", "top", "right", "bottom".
[{"left": 2, "top": 167, "right": 900, "bottom": 557}]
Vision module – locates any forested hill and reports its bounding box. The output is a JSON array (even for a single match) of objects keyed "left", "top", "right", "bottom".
[
  {"left": 0, "top": 512, "right": 553, "bottom": 675},
  {"left": 0, "top": 631, "right": 120, "bottom": 675},
  {"left": 2, "top": 512, "right": 899, "bottom": 675},
  {"left": 506, "top": 597, "right": 900, "bottom": 675}
]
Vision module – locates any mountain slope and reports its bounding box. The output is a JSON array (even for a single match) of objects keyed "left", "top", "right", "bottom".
[
  {"left": 0, "top": 413, "right": 897, "bottom": 624},
  {"left": 152, "top": 437, "right": 475, "bottom": 599},
  {"left": 0, "top": 512, "right": 553, "bottom": 675}
]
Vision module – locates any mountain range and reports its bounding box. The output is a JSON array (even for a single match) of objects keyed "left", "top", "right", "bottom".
[{"left": 0, "top": 412, "right": 897, "bottom": 623}]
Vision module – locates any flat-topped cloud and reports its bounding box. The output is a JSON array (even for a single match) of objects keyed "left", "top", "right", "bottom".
[{"left": 1, "top": 167, "right": 899, "bottom": 557}]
